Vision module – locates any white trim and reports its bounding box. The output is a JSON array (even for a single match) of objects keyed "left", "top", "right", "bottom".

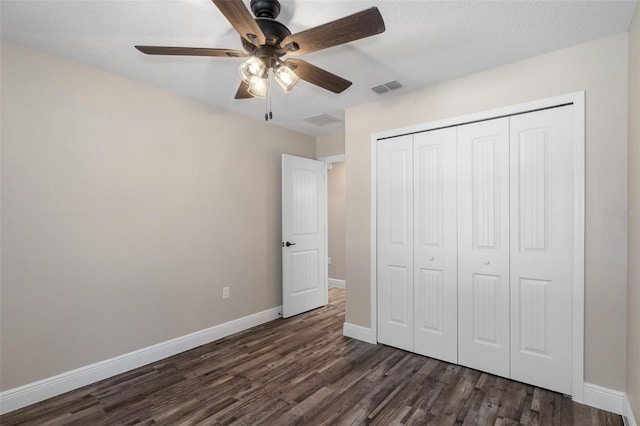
[
  {"left": 571, "top": 91, "right": 586, "bottom": 403},
  {"left": 0, "top": 306, "right": 282, "bottom": 415},
  {"left": 370, "top": 137, "right": 379, "bottom": 344},
  {"left": 328, "top": 278, "right": 346, "bottom": 288},
  {"left": 343, "top": 322, "right": 377, "bottom": 344},
  {"left": 372, "top": 92, "right": 583, "bottom": 141},
  {"left": 318, "top": 154, "right": 345, "bottom": 163},
  {"left": 624, "top": 394, "right": 638, "bottom": 426},
  {"left": 583, "top": 383, "right": 625, "bottom": 415},
  {"left": 370, "top": 92, "right": 585, "bottom": 399}
]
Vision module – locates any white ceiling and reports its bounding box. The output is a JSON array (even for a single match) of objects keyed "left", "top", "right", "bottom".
[{"left": 1, "top": 0, "right": 637, "bottom": 137}]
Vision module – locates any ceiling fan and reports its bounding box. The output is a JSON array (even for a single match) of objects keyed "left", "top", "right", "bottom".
[{"left": 135, "top": 0, "right": 385, "bottom": 101}]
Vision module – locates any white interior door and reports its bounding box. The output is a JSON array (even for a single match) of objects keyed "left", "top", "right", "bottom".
[
  {"left": 282, "top": 154, "right": 327, "bottom": 318},
  {"left": 377, "top": 135, "right": 414, "bottom": 351},
  {"left": 509, "top": 106, "right": 574, "bottom": 394},
  {"left": 413, "top": 128, "right": 458, "bottom": 363},
  {"left": 457, "top": 118, "right": 511, "bottom": 378}
]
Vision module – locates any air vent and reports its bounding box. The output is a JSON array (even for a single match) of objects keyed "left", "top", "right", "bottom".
[
  {"left": 385, "top": 80, "right": 403, "bottom": 90},
  {"left": 371, "top": 84, "right": 390, "bottom": 95},
  {"left": 301, "top": 113, "right": 342, "bottom": 127},
  {"left": 371, "top": 80, "right": 404, "bottom": 95}
]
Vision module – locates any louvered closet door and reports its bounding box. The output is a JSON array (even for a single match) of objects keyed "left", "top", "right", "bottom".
[
  {"left": 509, "top": 107, "right": 574, "bottom": 394},
  {"left": 413, "top": 128, "right": 458, "bottom": 363},
  {"left": 377, "top": 135, "right": 414, "bottom": 351},
  {"left": 457, "top": 118, "right": 511, "bottom": 378}
]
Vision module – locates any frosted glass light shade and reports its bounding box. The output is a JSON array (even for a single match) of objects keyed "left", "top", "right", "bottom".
[
  {"left": 239, "top": 57, "right": 266, "bottom": 84},
  {"left": 248, "top": 75, "right": 269, "bottom": 98},
  {"left": 274, "top": 64, "right": 299, "bottom": 93}
]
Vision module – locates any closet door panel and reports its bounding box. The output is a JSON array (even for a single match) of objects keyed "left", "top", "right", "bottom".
[
  {"left": 509, "top": 106, "right": 574, "bottom": 394},
  {"left": 413, "top": 128, "right": 458, "bottom": 363},
  {"left": 458, "top": 118, "right": 510, "bottom": 378},
  {"left": 377, "top": 135, "right": 414, "bottom": 351}
]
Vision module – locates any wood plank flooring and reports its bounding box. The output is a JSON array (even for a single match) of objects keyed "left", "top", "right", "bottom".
[{"left": 1, "top": 287, "right": 623, "bottom": 425}]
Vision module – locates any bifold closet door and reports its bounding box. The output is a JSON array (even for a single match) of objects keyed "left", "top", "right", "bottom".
[
  {"left": 457, "top": 118, "right": 511, "bottom": 378},
  {"left": 509, "top": 106, "right": 574, "bottom": 395},
  {"left": 413, "top": 128, "right": 458, "bottom": 363},
  {"left": 377, "top": 135, "right": 414, "bottom": 351},
  {"left": 378, "top": 105, "right": 576, "bottom": 394}
]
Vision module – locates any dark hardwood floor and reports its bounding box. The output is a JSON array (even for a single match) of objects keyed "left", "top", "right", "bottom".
[{"left": 1, "top": 287, "right": 623, "bottom": 425}]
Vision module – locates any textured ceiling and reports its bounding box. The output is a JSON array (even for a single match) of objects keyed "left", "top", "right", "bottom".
[{"left": 1, "top": 0, "right": 637, "bottom": 137}]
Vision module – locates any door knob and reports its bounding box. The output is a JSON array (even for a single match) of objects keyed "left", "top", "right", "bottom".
[
  {"left": 428, "top": 256, "right": 435, "bottom": 261},
  {"left": 285, "top": 241, "right": 296, "bottom": 247},
  {"left": 483, "top": 260, "right": 490, "bottom": 265}
]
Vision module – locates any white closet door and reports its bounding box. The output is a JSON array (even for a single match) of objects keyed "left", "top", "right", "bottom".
[
  {"left": 377, "top": 135, "right": 414, "bottom": 351},
  {"left": 413, "top": 128, "right": 458, "bottom": 363},
  {"left": 457, "top": 118, "right": 510, "bottom": 378},
  {"left": 509, "top": 107, "right": 574, "bottom": 394}
]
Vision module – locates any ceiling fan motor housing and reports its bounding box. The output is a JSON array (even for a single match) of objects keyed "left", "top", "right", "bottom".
[
  {"left": 250, "top": 0, "right": 281, "bottom": 19},
  {"left": 247, "top": 0, "right": 291, "bottom": 50}
]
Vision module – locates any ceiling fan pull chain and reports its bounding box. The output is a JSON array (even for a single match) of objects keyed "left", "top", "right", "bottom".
[{"left": 264, "top": 79, "right": 273, "bottom": 121}]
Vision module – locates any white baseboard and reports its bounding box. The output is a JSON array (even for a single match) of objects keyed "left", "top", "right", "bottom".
[
  {"left": 624, "top": 394, "right": 638, "bottom": 426},
  {"left": 0, "top": 306, "right": 282, "bottom": 415},
  {"left": 328, "top": 278, "right": 346, "bottom": 288},
  {"left": 583, "top": 382, "right": 625, "bottom": 415},
  {"left": 343, "top": 322, "right": 376, "bottom": 344}
]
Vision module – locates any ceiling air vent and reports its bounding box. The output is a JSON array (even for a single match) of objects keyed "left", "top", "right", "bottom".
[
  {"left": 371, "top": 80, "right": 404, "bottom": 95},
  {"left": 371, "top": 84, "right": 390, "bottom": 95},
  {"left": 301, "top": 113, "right": 342, "bottom": 127}
]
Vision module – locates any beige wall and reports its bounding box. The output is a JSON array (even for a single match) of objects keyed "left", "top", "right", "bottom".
[
  {"left": 627, "top": 4, "right": 640, "bottom": 420},
  {"left": 345, "top": 34, "right": 628, "bottom": 391},
  {"left": 0, "top": 42, "right": 315, "bottom": 390},
  {"left": 327, "top": 161, "right": 346, "bottom": 281},
  {"left": 316, "top": 132, "right": 345, "bottom": 158}
]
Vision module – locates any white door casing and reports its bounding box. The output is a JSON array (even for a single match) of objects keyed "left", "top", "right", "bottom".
[
  {"left": 282, "top": 154, "right": 327, "bottom": 318},
  {"left": 457, "top": 118, "right": 511, "bottom": 378},
  {"left": 369, "top": 93, "right": 585, "bottom": 401},
  {"left": 377, "top": 135, "right": 414, "bottom": 351},
  {"left": 509, "top": 107, "right": 574, "bottom": 394},
  {"left": 413, "top": 128, "right": 458, "bottom": 364}
]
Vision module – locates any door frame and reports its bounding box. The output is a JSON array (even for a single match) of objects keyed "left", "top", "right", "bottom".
[
  {"left": 369, "top": 91, "right": 585, "bottom": 402},
  {"left": 282, "top": 154, "right": 328, "bottom": 318},
  {"left": 318, "top": 154, "right": 346, "bottom": 289}
]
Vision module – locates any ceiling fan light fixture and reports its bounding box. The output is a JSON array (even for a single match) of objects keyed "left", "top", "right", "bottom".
[
  {"left": 274, "top": 64, "right": 299, "bottom": 93},
  {"left": 136, "top": 1, "right": 386, "bottom": 105},
  {"left": 239, "top": 56, "right": 266, "bottom": 84},
  {"left": 248, "top": 74, "right": 269, "bottom": 98}
]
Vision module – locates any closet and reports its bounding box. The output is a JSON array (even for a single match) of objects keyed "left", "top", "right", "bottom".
[{"left": 376, "top": 105, "right": 575, "bottom": 395}]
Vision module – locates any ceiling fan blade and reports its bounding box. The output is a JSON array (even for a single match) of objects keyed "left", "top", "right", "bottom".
[
  {"left": 281, "top": 7, "right": 385, "bottom": 56},
  {"left": 285, "top": 59, "right": 352, "bottom": 94},
  {"left": 211, "top": 0, "right": 266, "bottom": 46},
  {"left": 135, "top": 46, "right": 247, "bottom": 57},
  {"left": 235, "top": 81, "right": 252, "bottom": 99}
]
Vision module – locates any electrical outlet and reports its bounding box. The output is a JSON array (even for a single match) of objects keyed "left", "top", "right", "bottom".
[
  {"left": 222, "top": 287, "right": 230, "bottom": 299},
  {"left": 328, "top": 257, "right": 332, "bottom": 265}
]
